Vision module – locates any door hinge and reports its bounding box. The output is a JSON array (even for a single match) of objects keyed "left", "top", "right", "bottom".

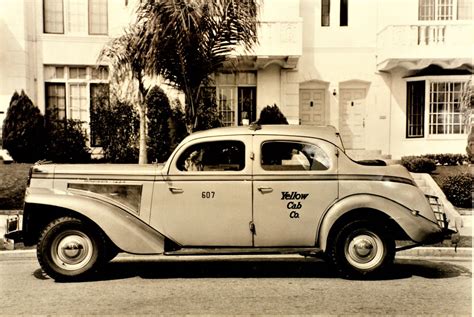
[{"left": 249, "top": 221, "right": 256, "bottom": 235}]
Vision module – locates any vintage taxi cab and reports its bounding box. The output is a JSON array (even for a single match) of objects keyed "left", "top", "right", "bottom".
[{"left": 5, "top": 124, "right": 453, "bottom": 280}]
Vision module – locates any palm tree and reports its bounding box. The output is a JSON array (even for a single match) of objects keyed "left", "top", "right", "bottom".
[
  {"left": 99, "top": 25, "right": 149, "bottom": 164},
  {"left": 136, "top": 0, "right": 258, "bottom": 132}
]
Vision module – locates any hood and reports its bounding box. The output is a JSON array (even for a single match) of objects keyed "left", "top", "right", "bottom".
[{"left": 32, "top": 163, "right": 162, "bottom": 180}]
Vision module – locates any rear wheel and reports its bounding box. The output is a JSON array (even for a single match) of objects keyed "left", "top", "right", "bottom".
[
  {"left": 37, "top": 217, "right": 106, "bottom": 281},
  {"left": 328, "top": 220, "right": 395, "bottom": 279}
]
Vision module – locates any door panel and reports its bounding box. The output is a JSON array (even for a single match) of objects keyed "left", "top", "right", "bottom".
[
  {"left": 150, "top": 137, "right": 253, "bottom": 246},
  {"left": 300, "top": 89, "right": 325, "bottom": 125},
  {"left": 152, "top": 178, "right": 252, "bottom": 246},
  {"left": 252, "top": 136, "right": 338, "bottom": 247},
  {"left": 339, "top": 88, "right": 366, "bottom": 149}
]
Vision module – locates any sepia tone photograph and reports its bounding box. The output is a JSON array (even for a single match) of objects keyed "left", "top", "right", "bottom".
[{"left": 0, "top": 0, "right": 472, "bottom": 315}]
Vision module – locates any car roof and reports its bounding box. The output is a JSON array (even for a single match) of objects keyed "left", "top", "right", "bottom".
[{"left": 185, "top": 124, "right": 344, "bottom": 148}]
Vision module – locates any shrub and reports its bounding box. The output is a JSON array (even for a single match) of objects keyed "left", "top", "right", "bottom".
[
  {"left": 194, "top": 90, "right": 222, "bottom": 132},
  {"left": 146, "top": 86, "right": 172, "bottom": 163},
  {"left": 256, "top": 104, "right": 288, "bottom": 125},
  {"left": 169, "top": 99, "right": 188, "bottom": 152},
  {"left": 2, "top": 91, "right": 46, "bottom": 162},
  {"left": 423, "top": 153, "right": 468, "bottom": 166},
  {"left": 43, "top": 118, "right": 90, "bottom": 163},
  {"left": 441, "top": 173, "right": 473, "bottom": 208},
  {"left": 400, "top": 156, "right": 436, "bottom": 173},
  {"left": 91, "top": 94, "right": 140, "bottom": 163}
]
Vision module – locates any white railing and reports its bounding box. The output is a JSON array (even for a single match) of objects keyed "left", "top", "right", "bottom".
[{"left": 377, "top": 22, "right": 473, "bottom": 60}]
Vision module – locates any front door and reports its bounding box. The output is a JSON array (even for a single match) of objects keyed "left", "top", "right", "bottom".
[
  {"left": 252, "top": 136, "right": 339, "bottom": 247},
  {"left": 151, "top": 136, "right": 253, "bottom": 246},
  {"left": 339, "top": 88, "right": 366, "bottom": 149},
  {"left": 300, "top": 89, "right": 325, "bottom": 125}
]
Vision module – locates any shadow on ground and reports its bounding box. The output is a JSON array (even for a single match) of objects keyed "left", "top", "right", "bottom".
[{"left": 35, "top": 256, "right": 472, "bottom": 282}]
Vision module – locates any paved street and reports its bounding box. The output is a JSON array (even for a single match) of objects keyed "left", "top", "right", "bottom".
[{"left": 0, "top": 252, "right": 471, "bottom": 315}]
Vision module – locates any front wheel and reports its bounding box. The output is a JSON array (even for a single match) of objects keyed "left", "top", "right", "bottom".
[
  {"left": 37, "top": 217, "right": 106, "bottom": 281},
  {"left": 328, "top": 220, "right": 395, "bottom": 279}
]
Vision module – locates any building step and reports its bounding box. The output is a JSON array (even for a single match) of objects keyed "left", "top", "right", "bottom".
[{"left": 410, "top": 173, "right": 463, "bottom": 231}]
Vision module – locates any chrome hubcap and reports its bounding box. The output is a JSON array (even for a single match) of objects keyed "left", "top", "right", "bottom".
[
  {"left": 345, "top": 232, "right": 384, "bottom": 270},
  {"left": 51, "top": 230, "right": 93, "bottom": 271}
]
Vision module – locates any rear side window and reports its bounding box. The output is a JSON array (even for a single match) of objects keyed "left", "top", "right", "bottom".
[
  {"left": 261, "top": 141, "right": 330, "bottom": 171},
  {"left": 177, "top": 141, "right": 245, "bottom": 172}
]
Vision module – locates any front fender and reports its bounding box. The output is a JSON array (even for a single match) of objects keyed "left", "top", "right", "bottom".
[
  {"left": 24, "top": 188, "right": 165, "bottom": 254},
  {"left": 317, "top": 194, "right": 443, "bottom": 251}
]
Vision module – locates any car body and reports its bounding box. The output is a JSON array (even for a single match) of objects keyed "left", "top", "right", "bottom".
[
  {"left": 0, "top": 149, "right": 13, "bottom": 164},
  {"left": 5, "top": 124, "right": 453, "bottom": 280}
]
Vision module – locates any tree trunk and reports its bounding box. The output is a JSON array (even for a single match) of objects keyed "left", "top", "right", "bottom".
[{"left": 137, "top": 78, "right": 147, "bottom": 164}]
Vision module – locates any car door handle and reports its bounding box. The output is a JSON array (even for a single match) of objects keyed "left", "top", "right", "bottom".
[
  {"left": 169, "top": 187, "right": 184, "bottom": 194},
  {"left": 258, "top": 186, "right": 273, "bottom": 193}
]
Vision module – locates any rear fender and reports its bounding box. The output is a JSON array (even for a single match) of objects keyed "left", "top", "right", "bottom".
[
  {"left": 24, "top": 189, "right": 165, "bottom": 254},
  {"left": 318, "top": 194, "right": 436, "bottom": 251}
]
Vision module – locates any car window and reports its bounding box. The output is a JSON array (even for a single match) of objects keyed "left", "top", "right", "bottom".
[
  {"left": 177, "top": 141, "right": 245, "bottom": 172},
  {"left": 261, "top": 141, "right": 330, "bottom": 171}
]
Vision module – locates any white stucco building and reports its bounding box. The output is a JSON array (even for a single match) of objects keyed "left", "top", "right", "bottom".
[{"left": 0, "top": 0, "right": 472, "bottom": 158}]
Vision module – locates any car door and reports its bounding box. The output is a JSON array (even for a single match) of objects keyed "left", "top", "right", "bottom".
[
  {"left": 150, "top": 135, "right": 253, "bottom": 246},
  {"left": 252, "top": 136, "right": 339, "bottom": 247}
]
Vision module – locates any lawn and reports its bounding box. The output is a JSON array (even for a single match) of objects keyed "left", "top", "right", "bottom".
[{"left": 0, "top": 163, "right": 31, "bottom": 210}]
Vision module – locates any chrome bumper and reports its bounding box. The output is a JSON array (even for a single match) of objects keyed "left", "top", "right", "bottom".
[{"left": 4, "top": 215, "right": 23, "bottom": 242}]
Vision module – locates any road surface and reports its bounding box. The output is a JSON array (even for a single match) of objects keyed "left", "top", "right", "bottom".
[{"left": 0, "top": 252, "right": 471, "bottom": 315}]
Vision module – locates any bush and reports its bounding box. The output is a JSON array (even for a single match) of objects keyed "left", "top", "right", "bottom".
[
  {"left": 43, "top": 118, "right": 90, "bottom": 163},
  {"left": 400, "top": 156, "right": 436, "bottom": 173},
  {"left": 256, "top": 104, "right": 288, "bottom": 125},
  {"left": 423, "top": 153, "right": 468, "bottom": 166},
  {"left": 146, "top": 86, "right": 172, "bottom": 163},
  {"left": 169, "top": 99, "right": 188, "bottom": 152},
  {"left": 2, "top": 91, "right": 46, "bottom": 162},
  {"left": 441, "top": 173, "right": 473, "bottom": 208},
  {"left": 91, "top": 93, "right": 140, "bottom": 163},
  {"left": 194, "top": 90, "right": 222, "bottom": 132}
]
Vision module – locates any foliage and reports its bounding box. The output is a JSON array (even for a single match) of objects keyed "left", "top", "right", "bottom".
[
  {"left": 194, "top": 90, "right": 223, "bottom": 132},
  {"left": 400, "top": 156, "right": 436, "bottom": 173},
  {"left": 2, "top": 91, "right": 46, "bottom": 163},
  {"left": 256, "top": 104, "right": 289, "bottom": 125},
  {"left": 146, "top": 86, "right": 172, "bottom": 163},
  {"left": 441, "top": 173, "right": 473, "bottom": 208},
  {"left": 0, "top": 163, "right": 30, "bottom": 209},
  {"left": 422, "top": 153, "right": 468, "bottom": 166},
  {"left": 91, "top": 91, "right": 140, "bottom": 163},
  {"left": 99, "top": 26, "right": 149, "bottom": 163},
  {"left": 136, "top": 0, "right": 258, "bottom": 131},
  {"left": 43, "top": 118, "right": 90, "bottom": 163},
  {"left": 169, "top": 99, "right": 189, "bottom": 151},
  {"left": 461, "top": 80, "right": 473, "bottom": 161}
]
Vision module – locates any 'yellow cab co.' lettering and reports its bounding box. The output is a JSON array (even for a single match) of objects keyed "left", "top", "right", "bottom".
[{"left": 281, "top": 191, "right": 309, "bottom": 219}]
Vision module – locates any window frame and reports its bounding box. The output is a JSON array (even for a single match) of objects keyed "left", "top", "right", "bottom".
[
  {"left": 174, "top": 139, "right": 248, "bottom": 174},
  {"left": 418, "top": 0, "right": 458, "bottom": 20},
  {"left": 43, "top": 0, "right": 65, "bottom": 34},
  {"left": 43, "top": 0, "right": 108, "bottom": 35},
  {"left": 214, "top": 72, "right": 257, "bottom": 127},
  {"left": 321, "top": 0, "right": 330, "bottom": 27},
  {"left": 259, "top": 140, "right": 332, "bottom": 172},
  {"left": 44, "top": 65, "right": 109, "bottom": 146},
  {"left": 406, "top": 75, "right": 470, "bottom": 140}
]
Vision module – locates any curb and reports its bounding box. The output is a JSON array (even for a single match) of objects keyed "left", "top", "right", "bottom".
[{"left": 0, "top": 247, "right": 472, "bottom": 259}]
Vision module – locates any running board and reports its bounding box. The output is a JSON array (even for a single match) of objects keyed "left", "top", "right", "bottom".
[{"left": 164, "top": 247, "right": 323, "bottom": 256}]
